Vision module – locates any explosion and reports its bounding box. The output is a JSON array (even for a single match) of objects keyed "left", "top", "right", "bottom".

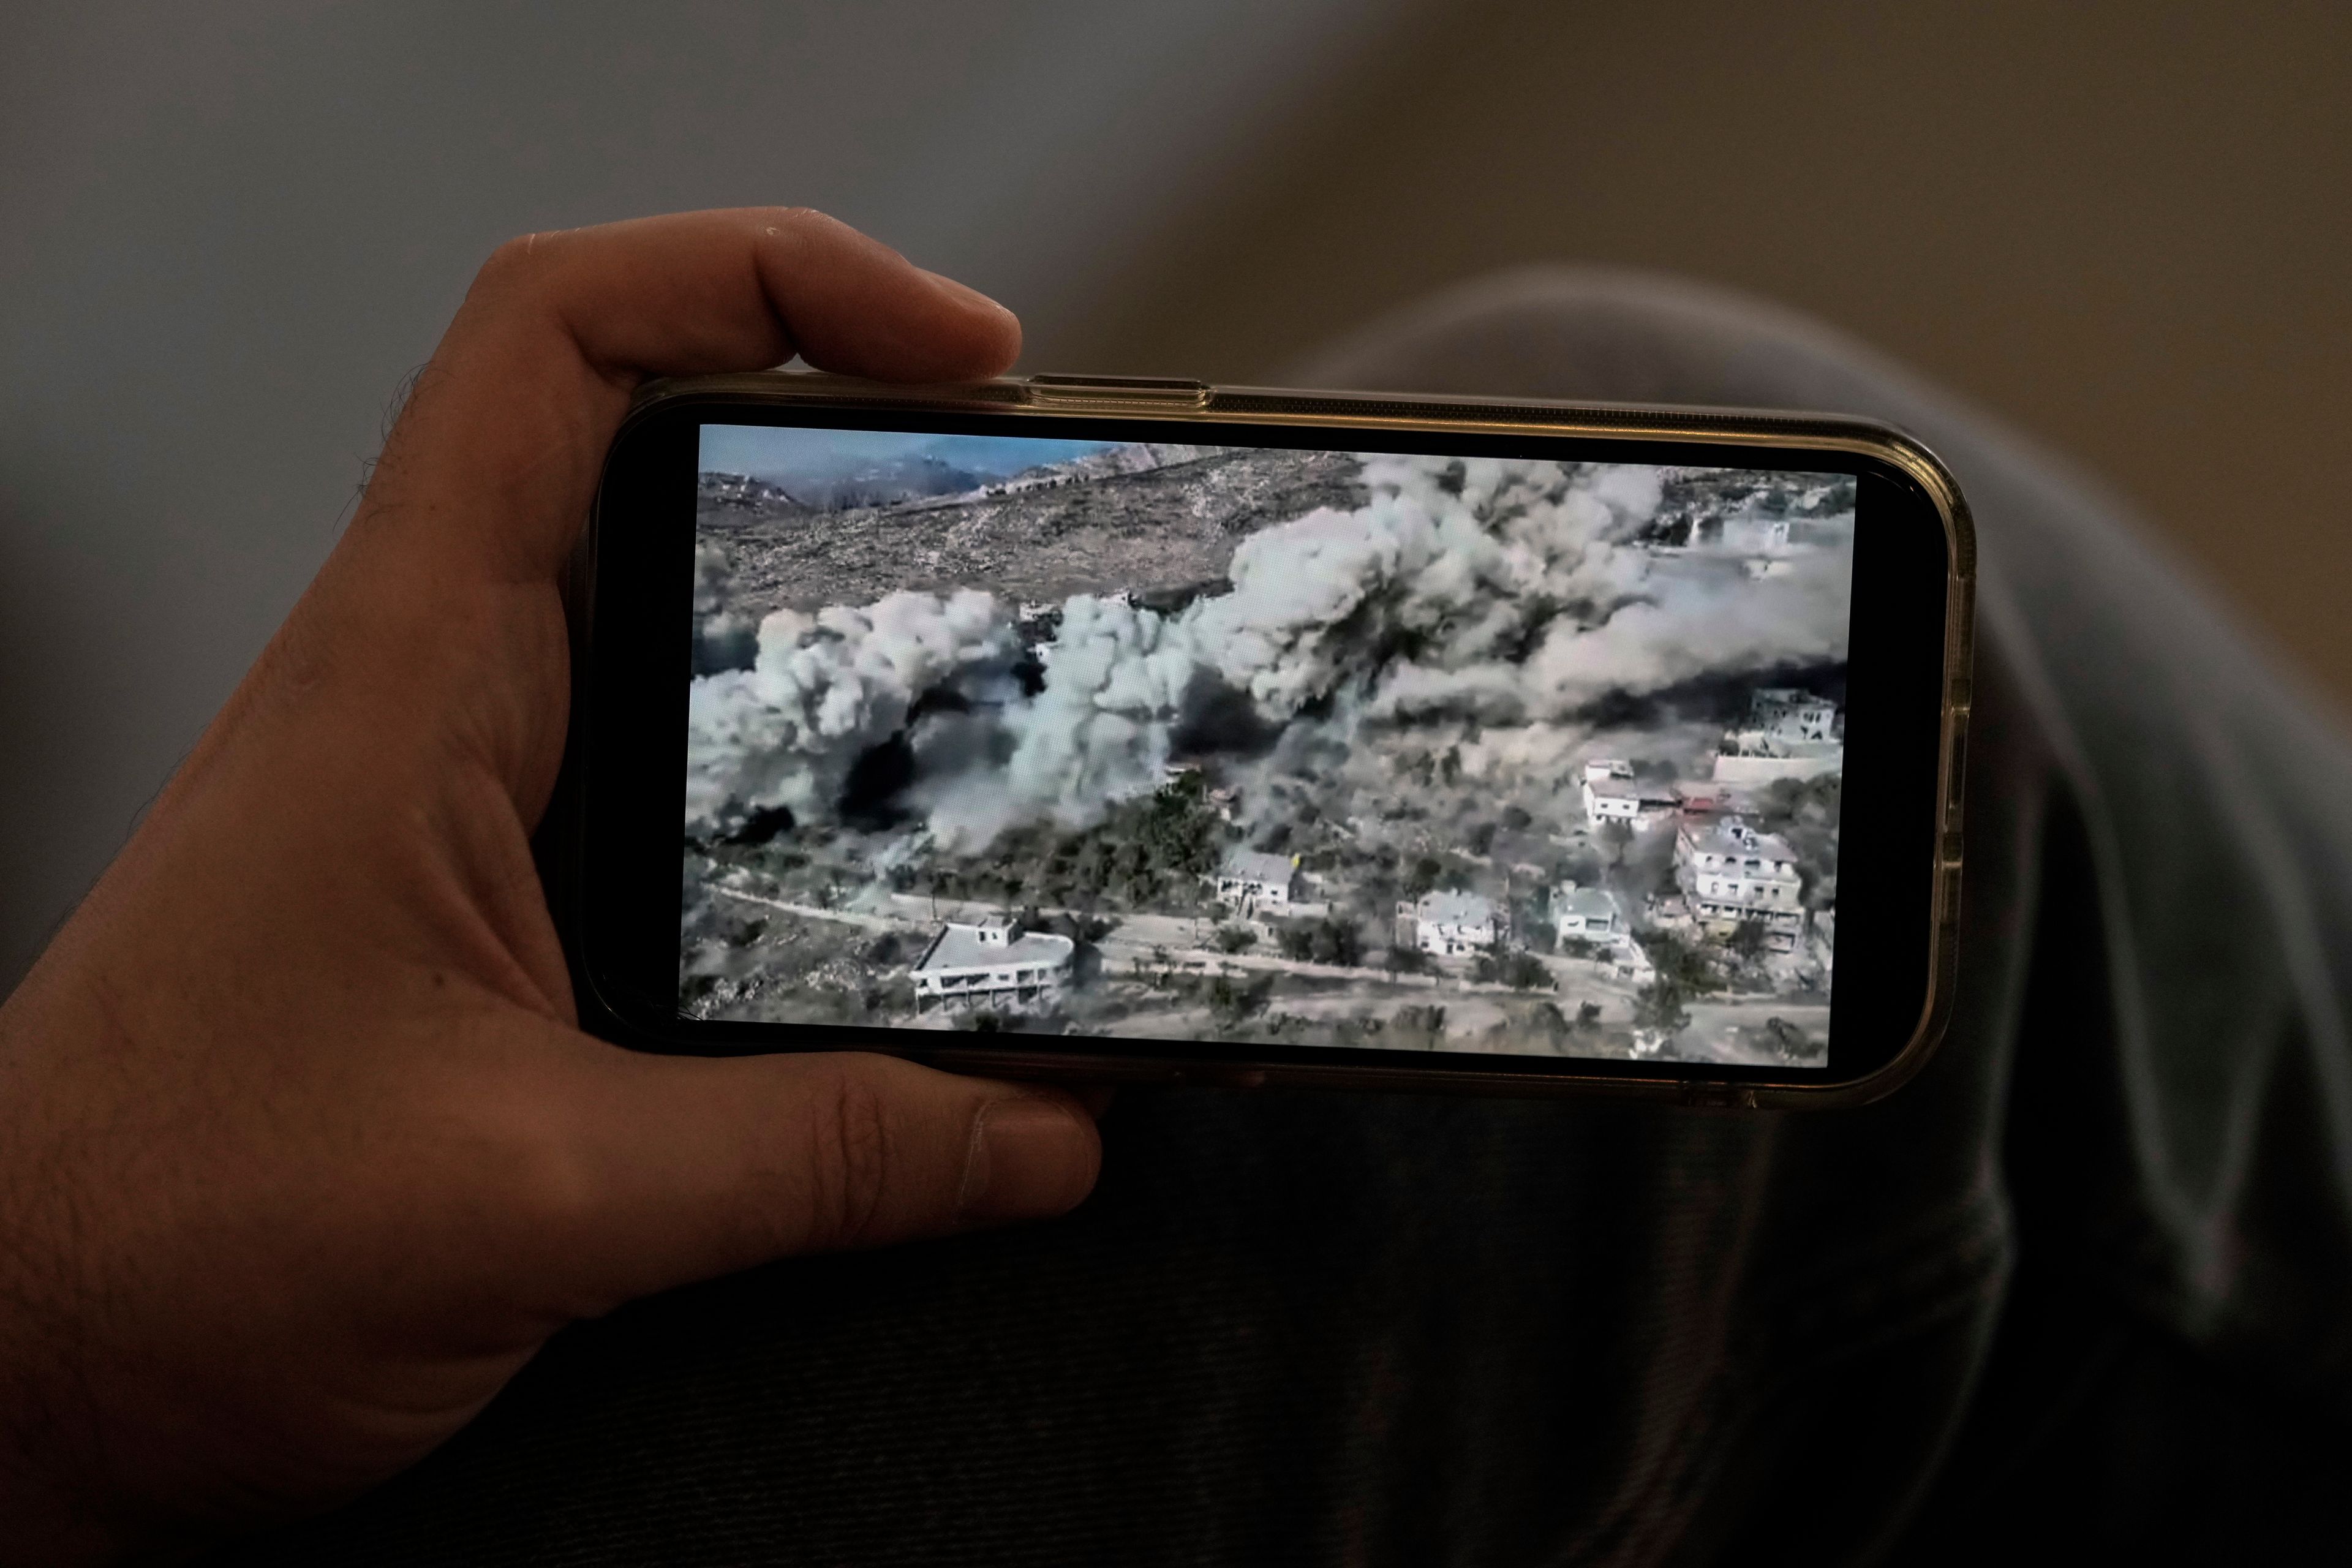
[{"left": 684, "top": 454, "right": 1853, "bottom": 850}]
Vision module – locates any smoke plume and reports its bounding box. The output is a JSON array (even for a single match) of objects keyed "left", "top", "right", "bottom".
[{"left": 686, "top": 454, "right": 1853, "bottom": 849}]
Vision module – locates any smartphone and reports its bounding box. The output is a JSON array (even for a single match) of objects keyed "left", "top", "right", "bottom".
[{"left": 549, "top": 372, "right": 1973, "bottom": 1106}]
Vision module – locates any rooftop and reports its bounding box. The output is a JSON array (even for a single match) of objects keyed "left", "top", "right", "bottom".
[
  {"left": 1590, "top": 773, "right": 1681, "bottom": 799},
  {"left": 1683, "top": 817, "right": 1798, "bottom": 862},
  {"left": 1219, "top": 847, "right": 1297, "bottom": 885},
  {"left": 1555, "top": 884, "right": 1621, "bottom": 922},
  {"left": 914, "top": 922, "right": 1076, "bottom": 974},
  {"left": 1415, "top": 890, "right": 1496, "bottom": 926}
]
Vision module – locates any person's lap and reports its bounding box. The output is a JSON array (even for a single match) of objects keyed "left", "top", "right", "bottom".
[{"left": 224, "top": 270, "right": 2352, "bottom": 1565}]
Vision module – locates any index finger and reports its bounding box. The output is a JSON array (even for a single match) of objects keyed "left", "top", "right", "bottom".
[{"left": 357, "top": 208, "right": 1022, "bottom": 584}]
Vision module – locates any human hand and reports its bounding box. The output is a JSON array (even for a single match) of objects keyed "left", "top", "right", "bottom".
[{"left": 0, "top": 209, "right": 1102, "bottom": 1562}]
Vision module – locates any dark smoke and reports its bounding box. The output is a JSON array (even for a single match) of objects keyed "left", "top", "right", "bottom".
[
  {"left": 1573, "top": 658, "right": 1847, "bottom": 729},
  {"left": 1170, "top": 669, "right": 1284, "bottom": 760}
]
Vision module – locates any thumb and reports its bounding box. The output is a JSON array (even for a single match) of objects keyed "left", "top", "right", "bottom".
[{"left": 515, "top": 1040, "right": 1101, "bottom": 1313}]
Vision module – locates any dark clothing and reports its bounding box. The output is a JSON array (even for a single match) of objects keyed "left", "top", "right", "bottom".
[{"left": 231, "top": 271, "right": 2352, "bottom": 1564}]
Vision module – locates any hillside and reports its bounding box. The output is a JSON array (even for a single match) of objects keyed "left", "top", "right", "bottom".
[{"left": 700, "top": 445, "right": 1366, "bottom": 616}]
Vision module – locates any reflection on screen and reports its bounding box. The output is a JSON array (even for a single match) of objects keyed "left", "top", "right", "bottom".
[{"left": 679, "top": 426, "right": 1852, "bottom": 1068}]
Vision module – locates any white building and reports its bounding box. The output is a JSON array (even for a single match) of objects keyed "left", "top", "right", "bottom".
[
  {"left": 1675, "top": 817, "right": 1807, "bottom": 951},
  {"left": 1581, "top": 760, "right": 1680, "bottom": 826},
  {"left": 911, "top": 917, "right": 1076, "bottom": 1012},
  {"left": 1553, "top": 881, "right": 1627, "bottom": 942},
  {"left": 1215, "top": 847, "right": 1298, "bottom": 912},
  {"left": 1605, "top": 941, "right": 1655, "bottom": 984},
  {"left": 1406, "top": 890, "right": 1499, "bottom": 956},
  {"left": 1713, "top": 689, "right": 1844, "bottom": 785},
  {"left": 1554, "top": 881, "right": 1650, "bottom": 981},
  {"left": 1747, "top": 688, "right": 1841, "bottom": 744}
]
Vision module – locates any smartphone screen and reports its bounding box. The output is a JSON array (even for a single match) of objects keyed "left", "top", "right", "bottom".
[{"left": 676, "top": 424, "right": 1859, "bottom": 1071}]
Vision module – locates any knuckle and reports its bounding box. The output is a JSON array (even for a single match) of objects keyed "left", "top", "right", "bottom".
[
  {"left": 799, "top": 1063, "right": 900, "bottom": 1250},
  {"left": 472, "top": 231, "right": 556, "bottom": 295}
]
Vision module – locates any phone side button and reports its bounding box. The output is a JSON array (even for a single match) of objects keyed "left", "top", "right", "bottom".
[
  {"left": 1026, "top": 374, "right": 1212, "bottom": 409},
  {"left": 1943, "top": 709, "right": 1970, "bottom": 831}
]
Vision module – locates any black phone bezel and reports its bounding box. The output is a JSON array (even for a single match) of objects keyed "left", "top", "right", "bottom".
[{"left": 549, "top": 378, "right": 1969, "bottom": 1107}]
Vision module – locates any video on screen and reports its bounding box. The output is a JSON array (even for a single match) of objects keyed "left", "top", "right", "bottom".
[{"left": 680, "top": 424, "right": 1852, "bottom": 1066}]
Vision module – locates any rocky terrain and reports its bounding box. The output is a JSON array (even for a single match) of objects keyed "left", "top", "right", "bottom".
[{"left": 699, "top": 445, "right": 1366, "bottom": 617}]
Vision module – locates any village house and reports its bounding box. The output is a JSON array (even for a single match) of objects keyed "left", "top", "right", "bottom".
[
  {"left": 1675, "top": 817, "right": 1807, "bottom": 951},
  {"left": 1214, "top": 847, "right": 1298, "bottom": 913},
  {"left": 1748, "top": 687, "right": 1842, "bottom": 743},
  {"left": 910, "top": 916, "right": 1075, "bottom": 1013},
  {"left": 1404, "top": 890, "right": 1499, "bottom": 956},
  {"left": 1581, "top": 759, "right": 1679, "bottom": 826},
  {"left": 1554, "top": 881, "right": 1652, "bottom": 981},
  {"left": 1553, "top": 881, "right": 1627, "bottom": 943},
  {"left": 1713, "top": 688, "right": 1845, "bottom": 785},
  {"left": 1609, "top": 943, "right": 1657, "bottom": 984}
]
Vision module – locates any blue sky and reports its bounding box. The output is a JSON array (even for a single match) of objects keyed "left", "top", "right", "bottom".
[{"left": 699, "top": 425, "right": 1117, "bottom": 486}]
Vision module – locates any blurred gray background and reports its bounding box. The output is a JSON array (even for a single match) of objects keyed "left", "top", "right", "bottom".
[{"left": 5, "top": 1, "right": 2347, "bottom": 989}]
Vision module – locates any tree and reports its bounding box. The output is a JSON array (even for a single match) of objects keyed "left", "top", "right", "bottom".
[
  {"left": 1504, "top": 954, "right": 1554, "bottom": 990},
  {"left": 1597, "top": 819, "right": 1634, "bottom": 867},
  {"left": 1214, "top": 924, "right": 1258, "bottom": 954},
  {"left": 1209, "top": 973, "right": 1274, "bottom": 1028},
  {"left": 1281, "top": 917, "right": 1362, "bottom": 967},
  {"left": 1632, "top": 976, "right": 1692, "bottom": 1040},
  {"left": 1640, "top": 930, "right": 1721, "bottom": 994},
  {"left": 1728, "top": 918, "right": 1770, "bottom": 965}
]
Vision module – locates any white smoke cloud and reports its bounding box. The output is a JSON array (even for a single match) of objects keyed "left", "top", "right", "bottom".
[
  {"left": 921, "top": 594, "right": 1199, "bottom": 847},
  {"left": 685, "top": 454, "right": 1853, "bottom": 849},
  {"left": 690, "top": 541, "right": 759, "bottom": 675},
  {"left": 684, "top": 589, "right": 1020, "bottom": 838}
]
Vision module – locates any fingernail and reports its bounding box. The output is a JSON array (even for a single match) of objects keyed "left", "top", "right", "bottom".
[
  {"left": 960, "top": 1096, "right": 1095, "bottom": 1224},
  {"left": 924, "top": 269, "right": 1017, "bottom": 322}
]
